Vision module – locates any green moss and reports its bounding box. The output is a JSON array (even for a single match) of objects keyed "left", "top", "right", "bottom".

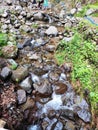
[
  {"left": 55, "top": 30, "right": 98, "bottom": 109},
  {"left": 0, "top": 33, "right": 8, "bottom": 46}
]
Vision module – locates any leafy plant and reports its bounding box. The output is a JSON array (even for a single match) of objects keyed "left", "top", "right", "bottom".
[
  {"left": 0, "top": 33, "right": 8, "bottom": 46},
  {"left": 55, "top": 31, "right": 98, "bottom": 109}
]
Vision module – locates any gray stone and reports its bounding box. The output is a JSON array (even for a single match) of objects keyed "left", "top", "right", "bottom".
[
  {"left": 33, "top": 12, "right": 44, "bottom": 20},
  {"left": 1, "top": 67, "right": 12, "bottom": 79},
  {"left": 2, "top": 45, "right": 18, "bottom": 58},
  {"left": 70, "top": 8, "right": 77, "bottom": 15},
  {"left": 45, "top": 45, "right": 55, "bottom": 52},
  {"left": 6, "top": 0, "right": 12, "bottom": 5},
  {"left": 45, "top": 26, "right": 58, "bottom": 36},
  {"left": 86, "top": 9, "right": 95, "bottom": 15},
  {"left": 33, "top": 79, "right": 52, "bottom": 94},
  {"left": 19, "top": 77, "right": 32, "bottom": 92},
  {"left": 17, "top": 89, "right": 26, "bottom": 104},
  {"left": 2, "top": 12, "right": 8, "bottom": 18},
  {"left": 12, "top": 66, "right": 29, "bottom": 82},
  {"left": 1, "top": 24, "right": 8, "bottom": 30}
]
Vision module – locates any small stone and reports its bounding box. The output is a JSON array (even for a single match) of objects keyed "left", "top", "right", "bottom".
[
  {"left": 54, "top": 82, "right": 67, "bottom": 94},
  {"left": 1, "top": 67, "right": 12, "bottom": 79},
  {"left": 2, "top": 45, "right": 18, "bottom": 58},
  {"left": 19, "top": 77, "right": 32, "bottom": 92},
  {"left": 45, "top": 26, "right": 58, "bottom": 36},
  {"left": 70, "top": 8, "right": 77, "bottom": 15},
  {"left": 33, "top": 79, "right": 52, "bottom": 94},
  {"left": 17, "top": 89, "right": 26, "bottom": 104},
  {"left": 0, "top": 119, "right": 6, "bottom": 128},
  {"left": 46, "top": 45, "right": 55, "bottom": 52},
  {"left": 12, "top": 66, "right": 29, "bottom": 82},
  {"left": 20, "top": 97, "right": 35, "bottom": 111},
  {"left": 33, "top": 12, "right": 44, "bottom": 20},
  {"left": 6, "top": 0, "right": 12, "bottom": 5},
  {"left": 65, "top": 121, "right": 76, "bottom": 130}
]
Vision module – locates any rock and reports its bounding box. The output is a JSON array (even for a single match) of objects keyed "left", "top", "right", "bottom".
[
  {"left": 2, "top": 45, "right": 18, "bottom": 58},
  {"left": 0, "top": 67, "right": 12, "bottom": 79},
  {"left": 63, "top": 37, "right": 72, "bottom": 42},
  {"left": 64, "top": 121, "right": 76, "bottom": 130},
  {"left": 70, "top": 8, "right": 77, "bottom": 15},
  {"left": 86, "top": 9, "right": 95, "bottom": 15},
  {"left": 33, "top": 12, "right": 44, "bottom": 20},
  {"left": 28, "top": 125, "right": 42, "bottom": 130},
  {"left": 19, "top": 77, "right": 32, "bottom": 92},
  {"left": 2, "top": 12, "right": 8, "bottom": 18},
  {"left": 27, "top": 52, "right": 40, "bottom": 60},
  {"left": 45, "top": 45, "right": 55, "bottom": 52},
  {"left": 1, "top": 24, "right": 8, "bottom": 30},
  {"left": 74, "top": 96, "right": 91, "bottom": 122},
  {"left": 61, "top": 109, "right": 76, "bottom": 121},
  {"left": 20, "top": 11, "right": 27, "bottom": 17},
  {"left": 45, "top": 26, "right": 58, "bottom": 36},
  {"left": 20, "top": 97, "right": 35, "bottom": 111},
  {"left": 59, "top": 9, "right": 66, "bottom": 18},
  {"left": 21, "top": 25, "right": 31, "bottom": 33},
  {"left": 7, "top": 59, "right": 18, "bottom": 70},
  {"left": 65, "top": 22, "right": 72, "bottom": 28},
  {"left": 49, "top": 71, "right": 59, "bottom": 83},
  {"left": 6, "top": 0, "right": 12, "bottom": 5},
  {"left": 12, "top": 66, "right": 29, "bottom": 82},
  {"left": 0, "top": 119, "right": 6, "bottom": 128},
  {"left": 54, "top": 82, "right": 67, "bottom": 94},
  {"left": 33, "top": 79, "right": 52, "bottom": 94},
  {"left": 17, "top": 89, "right": 26, "bottom": 104}
]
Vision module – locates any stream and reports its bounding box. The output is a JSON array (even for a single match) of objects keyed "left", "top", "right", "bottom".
[{"left": 0, "top": 1, "right": 97, "bottom": 130}]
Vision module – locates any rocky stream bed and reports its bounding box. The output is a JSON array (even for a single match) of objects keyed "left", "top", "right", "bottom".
[{"left": 0, "top": 0, "right": 98, "bottom": 130}]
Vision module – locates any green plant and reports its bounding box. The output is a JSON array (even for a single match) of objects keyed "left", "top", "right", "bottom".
[
  {"left": 0, "top": 33, "right": 8, "bottom": 46},
  {"left": 55, "top": 32, "right": 98, "bottom": 109}
]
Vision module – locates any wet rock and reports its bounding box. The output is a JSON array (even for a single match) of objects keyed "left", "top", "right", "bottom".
[
  {"left": 74, "top": 96, "right": 91, "bottom": 122},
  {"left": 0, "top": 119, "right": 6, "bottom": 128},
  {"left": 17, "top": 89, "right": 26, "bottom": 104},
  {"left": 20, "top": 97, "right": 35, "bottom": 111},
  {"left": 33, "top": 79, "right": 52, "bottom": 94},
  {"left": 61, "top": 109, "right": 76, "bottom": 121},
  {"left": 27, "top": 125, "right": 42, "bottom": 130},
  {"left": 49, "top": 71, "right": 59, "bottom": 83},
  {"left": 45, "top": 26, "right": 58, "bottom": 36},
  {"left": 0, "top": 67, "right": 12, "bottom": 79},
  {"left": 19, "top": 77, "right": 32, "bottom": 92},
  {"left": 2, "top": 45, "right": 18, "bottom": 58},
  {"left": 54, "top": 82, "right": 67, "bottom": 94},
  {"left": 42, "top": 93, "right": 62, "bottom": 113},
  {"left": 33, "top": 12, "right": 44, "bottom": 20},
  {"left": 12, "top": 66, "right": 29, "bottom": 82},
  {"left": 64, "top": 121, "right": 76, "bottom": 130}
]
